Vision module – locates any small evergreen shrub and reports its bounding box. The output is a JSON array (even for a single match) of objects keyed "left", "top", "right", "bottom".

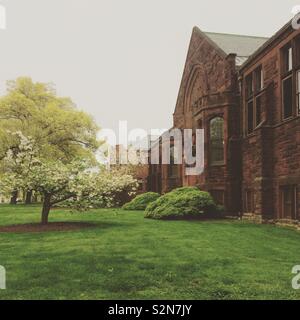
[
  {"left": 122, "top": 192, "right": 160, "bottom": 211},
  {"left": 145, "top": 187, "right": 218, "bottom": 220}
]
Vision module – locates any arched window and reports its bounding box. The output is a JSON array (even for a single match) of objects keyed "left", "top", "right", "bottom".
[
  {"left": 210, "top": 117, "right": 224, "bottom": 165},
  {"left": 168, "top": 145, "right": 178, "bottom": 177}
]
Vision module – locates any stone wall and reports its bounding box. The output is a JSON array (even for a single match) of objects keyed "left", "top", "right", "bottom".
[
  {"left": 150, "top": 27, "right": 241, "bottom": 214},
  {"left": 148, "top": 23, "right": 300, "bottom": 223},
  {"left": 240, "top": 26, "right": 300, "bottom": 221}
]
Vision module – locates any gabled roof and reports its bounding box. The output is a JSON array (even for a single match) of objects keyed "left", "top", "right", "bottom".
[
  {"left": 204, "top": 32, "right": 268, "bottom": 66},
  {"left": 240, "top": 19, "right": 296, "bottom": 70},
  {"left": 173, "top": 27, "right": 269, "bottom": 117}
]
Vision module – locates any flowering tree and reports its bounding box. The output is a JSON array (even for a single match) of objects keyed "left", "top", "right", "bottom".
[
  {"left": 0, "top": 132, "right": 40, "bottom": 202},
  {"left": 0, "top": 77, "right": 101, "bottom": 204},
  {"left": 0, "top": 133, "right": 138, "bottom": 224}
]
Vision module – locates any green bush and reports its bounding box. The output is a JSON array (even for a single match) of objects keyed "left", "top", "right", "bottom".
[
  {"left": 145, "top": 187, "right": 219, "bottom": 220},
  {"left": 122, "top": 192, "right": 160, "bottom": 211}
]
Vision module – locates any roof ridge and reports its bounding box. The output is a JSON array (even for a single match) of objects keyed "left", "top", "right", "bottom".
[
  {"left": 204, "top": 31, "right": 269, "bottom": 40},
  {"left": 192, "top": 26, "right": 228, "bottom": 58},
  {"left": 240, "top": 18, "right": 294, "bottom": 70}
]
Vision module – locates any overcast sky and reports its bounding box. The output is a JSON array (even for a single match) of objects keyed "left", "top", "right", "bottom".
[{"left": 0, "top": 0, "right": 298, "bottom": 134}]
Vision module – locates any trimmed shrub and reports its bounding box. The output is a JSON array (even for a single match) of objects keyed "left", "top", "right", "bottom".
[
  {"left": 122, "top": 192, "right": 160, "bottom": 211},
  {"left": 145, "top": 187, "right": 218, "bottom": 220}
]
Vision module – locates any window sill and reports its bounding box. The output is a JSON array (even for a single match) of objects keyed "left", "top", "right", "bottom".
[
  {"left": 254, "top": 87, "right": 266, "bottom": 96},
  {"left": 281, "top": 115, "right": 294, "bottom": 122},
  {"left": 168, "top": 175, "right": 179, "bottom": 179},
  {"left": 245, "top": 132, "right": 256, "bottom": 138},
  {"left": 210, "top": 162, "right": 225, "bottom": 167},
  {"left": 281, "top": 70, "right": 293, "bottom": 79},
  {"left": 269, "top": 116, "right": 300, "bottom": 129}
]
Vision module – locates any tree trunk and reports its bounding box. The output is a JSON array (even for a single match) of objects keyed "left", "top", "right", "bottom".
[
  {"left": 25, "top": 190, "right": 33, "bottom": 205},
  {"left": 32, "top": 193, "right": 38, "bottom": 203},
  {"left": 41, "top": 194, "right": 51, "bottom": 225},
  {"left": 10, "top": 191, "right": 18, "bottom": 205}
]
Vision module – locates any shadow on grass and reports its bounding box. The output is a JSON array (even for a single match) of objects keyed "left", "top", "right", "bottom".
[
  {"left": 0, "top": 221, "right": 125, "bottom": 234},
  {"left": 145, "top": 214, "right": 228, "bottom": 222}
]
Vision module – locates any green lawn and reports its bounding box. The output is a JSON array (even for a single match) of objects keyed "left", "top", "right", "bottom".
[{"left": 0, "top": 204, "right": 300, "bottom": 300}]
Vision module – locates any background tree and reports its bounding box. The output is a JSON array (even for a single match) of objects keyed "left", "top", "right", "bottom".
[
  {"left": 0, "top": 134, "right": 138, "bottom": 224},
  {"left": 0, "top": 77, "right": 101, "bottom": 204}
]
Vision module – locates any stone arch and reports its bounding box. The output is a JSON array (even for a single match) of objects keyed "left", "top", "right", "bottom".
[
  {"left": 209, "top": 116, "right": 225, "bottom": 165},
  {"left": 184, "top": 64, "right": 209, "bottom": 112}
]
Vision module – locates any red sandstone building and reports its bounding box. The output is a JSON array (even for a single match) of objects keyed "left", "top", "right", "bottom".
[{"left": 148, "top": 20, "right": 300, "bottom": 222}]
